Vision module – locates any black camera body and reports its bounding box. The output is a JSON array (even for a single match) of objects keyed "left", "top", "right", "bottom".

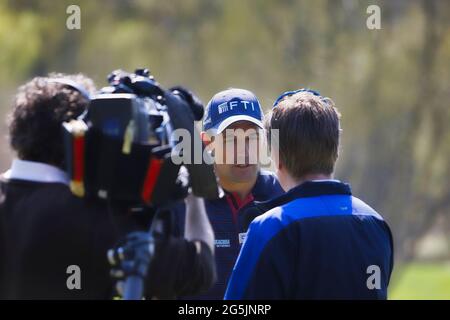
[{"left": 62, "top": 68, "right": 217, "bottom": 208}]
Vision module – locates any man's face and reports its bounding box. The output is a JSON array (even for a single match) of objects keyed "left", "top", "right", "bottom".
[{"left": 208, "top": 121, "right": 261, "bottom": 185}]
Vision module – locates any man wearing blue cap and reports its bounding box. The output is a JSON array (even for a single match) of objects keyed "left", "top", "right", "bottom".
[{"left": 175, "top": 88, "right": 284, "bottom": 299}]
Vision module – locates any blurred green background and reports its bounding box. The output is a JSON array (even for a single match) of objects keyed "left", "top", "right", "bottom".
[{"left": 0, "top": 0, "right": 449, "bottom": 299}]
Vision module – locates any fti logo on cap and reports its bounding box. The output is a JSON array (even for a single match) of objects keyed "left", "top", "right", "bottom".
[
  {"left": 217, "top": 100, "right": 258, "bottom": 115},
  {"left": 203, "top": 88, "right": 264, "bottom": 134}
]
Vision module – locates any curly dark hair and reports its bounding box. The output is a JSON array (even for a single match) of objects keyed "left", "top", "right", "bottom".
[{"left": 8, "top": 73, "right": 96, "bottom": 168}]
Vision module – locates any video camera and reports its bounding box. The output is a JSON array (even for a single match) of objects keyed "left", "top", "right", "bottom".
[
  {"left": 60, "top": 68, "right": 218, "bottom": 299},
  {"left": 62, "top": 68, "right": 218, "bottom": 208}
]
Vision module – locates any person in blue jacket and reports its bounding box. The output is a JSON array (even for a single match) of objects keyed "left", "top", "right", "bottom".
[
  {"left": 174, "top": 88, "right": 284, "bottom": 299},
  {"left": 225, "top": 89, "right": 394, "bottom": 300}
]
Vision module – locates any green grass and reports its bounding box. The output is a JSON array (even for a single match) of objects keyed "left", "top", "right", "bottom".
[{"left": 389, "top": 261, "right": 450, "bottom": 300}]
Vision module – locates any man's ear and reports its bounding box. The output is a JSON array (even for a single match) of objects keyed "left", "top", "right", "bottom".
[
  {"left": 277, "top": 158, "right": 283, "bottom": 171},
  {"left": 201, "top": 131, "right": 212, "bottom": 146}
]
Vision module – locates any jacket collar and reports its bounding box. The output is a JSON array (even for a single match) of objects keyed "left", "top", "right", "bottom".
[
  {"left": 218, "top": 170, "right": 276, "bottom": 201},
  {"left": 253, "top": 180, "right": 352, "bottom": 213},
  {"left": 2, "top": 159, "right": 69, "bottom": 185}
]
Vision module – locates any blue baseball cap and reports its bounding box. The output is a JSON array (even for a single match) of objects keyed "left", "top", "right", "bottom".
[{"left": 203, "top": 88, "right": 264, "bottom": 134}]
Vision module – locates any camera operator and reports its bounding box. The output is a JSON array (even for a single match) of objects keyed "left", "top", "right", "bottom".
[{"left": 0, "top": 74, "right": 215, "bottom": 299}]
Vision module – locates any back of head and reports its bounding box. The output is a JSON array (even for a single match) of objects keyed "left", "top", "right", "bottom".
[
  {"left": 266, "top": 90, "right": 341, "bottom": 179},
  {"left": 8, "top": 73, "right": 96, "bottom": 168}
]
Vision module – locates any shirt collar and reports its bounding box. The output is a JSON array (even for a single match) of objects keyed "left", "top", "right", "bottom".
[
  {"left": 2, "top": 159, "right": 70, "bottom": 185},
  {"left": 217, "top": 170, "right": 269, "bottom": 200}
]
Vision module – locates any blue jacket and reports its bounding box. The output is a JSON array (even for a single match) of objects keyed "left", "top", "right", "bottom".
[
  {"left": 225, "top": 180, "right": 394, "bottom": 300},
  {"left": 174, "top": 170, "right": 284, "bottom": 299}
]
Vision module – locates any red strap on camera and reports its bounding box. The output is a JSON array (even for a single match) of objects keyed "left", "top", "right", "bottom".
[
  {"left": 70, "top": 134, "right": 86, "bottom": 197},
  {"left": 141, "top": 157, "right": 164, "bottom": 204}
]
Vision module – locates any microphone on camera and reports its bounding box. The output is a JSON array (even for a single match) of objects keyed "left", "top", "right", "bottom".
[{"left": 169, "top": 86, "right": 204, "bottom": 121}]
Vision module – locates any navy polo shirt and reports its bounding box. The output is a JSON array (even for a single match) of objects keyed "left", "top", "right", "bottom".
[
  {"left": 173, "top": 170, "right": 283, "bottom": 299},
  {"left": 225, "top": 180, "right": 394, "bottom": 300}
]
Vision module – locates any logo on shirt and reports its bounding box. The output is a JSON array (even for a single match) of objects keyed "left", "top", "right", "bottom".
[
  {"left": 215, "top": 239, "right": 231, "bottom": 248},
  {"left": 238, "top": 232, "right": 247, "bottom": 245}
]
